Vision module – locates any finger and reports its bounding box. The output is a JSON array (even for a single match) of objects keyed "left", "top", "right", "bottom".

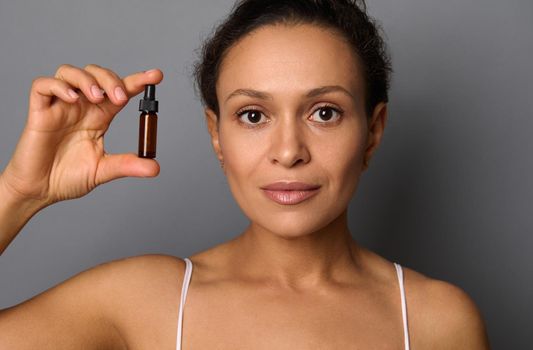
[
  {"left": 29, "top": 76, "right": 81, "bottom": 111},
  {"left": 97, "top": 68, "right": 164, "bottom": 116},
  {"left": 54, "top": 64, "right": 106, "bottom": 104},
  {"left": 83, "top": 64, "right": 129, "bottom": 106},
  {"left": 94, "top": 152, "right": 160, "bottom": 186}
]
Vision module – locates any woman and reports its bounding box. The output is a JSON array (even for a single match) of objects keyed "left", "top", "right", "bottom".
[{"left": 0, "top": 0, "right": 490, "bottom": 348}]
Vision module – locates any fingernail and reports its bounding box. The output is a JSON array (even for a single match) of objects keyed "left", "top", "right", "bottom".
[
  {"left": 145, "top": 69, "right": 158, "bottom": 74},
  {"left": 67, "top": 89, "right": 79, "bottom": 99},
  {"left": 114, "top": 86, "right": 127, "bottom": 101},
  {"left": 91, "top": 85, "right": 104, "bottom": 98}
]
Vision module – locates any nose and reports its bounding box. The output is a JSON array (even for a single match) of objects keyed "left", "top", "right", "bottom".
[{"left": 268, "top": 114, "right": 311, "bottom": 168}]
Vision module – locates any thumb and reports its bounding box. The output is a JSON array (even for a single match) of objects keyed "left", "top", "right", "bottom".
[{"left": 95, "top": 152, "right": 160, "bottom": 186}]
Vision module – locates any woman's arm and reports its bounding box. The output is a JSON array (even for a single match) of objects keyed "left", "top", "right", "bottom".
[
  {"left": 0, "top": 254, "right": 186, "bottom": 349},
  {"left": 0, "top": 174, "right": 46, "bottom": 255},
  {"left": 0, "top": 64, "right": 165, "bottom": 348},
  {"left": 0, "top": 258, "right": 129, "bottom": 349}
]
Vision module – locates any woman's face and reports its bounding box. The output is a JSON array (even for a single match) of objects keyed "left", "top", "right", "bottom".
[{"left": 205, "top": 24, "right": 387, "bottom": 238}]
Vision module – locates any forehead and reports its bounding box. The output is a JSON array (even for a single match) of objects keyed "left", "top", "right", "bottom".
[{"left": 217, "top": 23, "right": 364, "bottom": 102}]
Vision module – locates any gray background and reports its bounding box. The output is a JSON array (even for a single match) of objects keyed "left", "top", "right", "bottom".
[{"left": 0, "top": 0, "right": 531, "bottom": 348}]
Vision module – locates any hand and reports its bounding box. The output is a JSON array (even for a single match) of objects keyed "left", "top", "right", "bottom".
[{"left": 1, "top": 64, "right": 163, "bottom": 208}]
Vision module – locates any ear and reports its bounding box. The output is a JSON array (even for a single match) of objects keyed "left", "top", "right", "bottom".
[
  {"left": 362, "top": 102, "right": 388, "bottom": 172},
  {"left": 204, "top": 108, "right": 224, "bottom": 163}
]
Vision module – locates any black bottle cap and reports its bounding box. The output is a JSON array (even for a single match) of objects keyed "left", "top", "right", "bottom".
[{"left": 138, "top": 84, "right": 159, "bottom": 113}]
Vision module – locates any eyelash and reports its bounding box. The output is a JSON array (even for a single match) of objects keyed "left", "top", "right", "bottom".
[{"left": 234, "top": 103, "right": 344, "bottom": 129}]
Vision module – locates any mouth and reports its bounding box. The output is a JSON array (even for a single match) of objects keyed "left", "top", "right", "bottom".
[
  {"left": 261, "top": 188, "right": 320, "bottom": 205},
  {"left": 260, "top": 181, "right": 321, "bottom": 205}
]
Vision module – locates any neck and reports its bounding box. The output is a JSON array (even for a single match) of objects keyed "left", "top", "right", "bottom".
[{"left": 231, "top": 209, "right": 363, "bottom": 290}]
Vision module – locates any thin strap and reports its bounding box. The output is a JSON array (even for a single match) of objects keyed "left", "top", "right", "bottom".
[
  {"left": 176, "top": 257, "right": 193, "bottom": 350},
  {"left": 394, "top": 262, "right": 410, "bottom": 350}
]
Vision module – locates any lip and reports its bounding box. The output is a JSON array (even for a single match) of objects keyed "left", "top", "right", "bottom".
[
  {"left": 260, "top": 182, "right": 321, "bottom": 205},
  {"left": 260, "top": 181, "right": 321, "bottom": 191},
  {"left": 262, "top": 188, "right": 320, "bottom": 205}
]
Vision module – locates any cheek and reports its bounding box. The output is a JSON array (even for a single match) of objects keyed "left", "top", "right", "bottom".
[
  {"left": 320, "top": 127, "right": 367, "bottom": 192},
  {"left": 219, "top": 126, "right": 265, "bottom": 171},
  {"left": 218, "top": 123, "right": 269, "bottom": 201}
]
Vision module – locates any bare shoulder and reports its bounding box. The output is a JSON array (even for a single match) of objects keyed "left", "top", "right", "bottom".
[
  {"left": 402, "top": 266, "right": 491, "bottom": 349},
  {"left": 93, "top": 254, "right": 188, "bottom": 341},
  {"left": 0, "top": 253, "right": 187, "bottom": 349},
  {"left": 75, "top": 253, "right": 186, "bottom": 304},
  {"left": 92, "top": 253, "right": 186, "bottom": 286},
  {"left": 70, "top": 253, "right": 189, "bottom": 348}
]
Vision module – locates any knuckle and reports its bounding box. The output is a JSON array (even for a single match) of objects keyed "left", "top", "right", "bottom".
[
  {"left": 55, "top": 63, "right": 73, "bottom": 76},
  {"left": 95, "top": 65, "right": 120, "bottom": 81},
  {"left": 84, "top": 63, "right": 100, "bottom": 70},
  {"left": 103, "top": 70, "right": 120, "bottom": 82},
  {"left": 31, "top": 76, "right": 47, "bottom": 87},
  {"left": 84, "top": 64, "right": 121, "bottom": 85}
]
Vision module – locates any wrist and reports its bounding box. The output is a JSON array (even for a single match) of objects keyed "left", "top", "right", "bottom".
[
  {"left": 0, "top": 172, "right": 48, "bottom": 212},
  {"left": 0, "top": 173, "right": 46, "bottom": 254}
]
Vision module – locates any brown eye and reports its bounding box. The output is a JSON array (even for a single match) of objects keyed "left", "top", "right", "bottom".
[
  {"left": 236, "top": 109, "right": 266, "bottom": 127},
  {"left": 310, "top": 106, "right": 343, "bottom": 123}
]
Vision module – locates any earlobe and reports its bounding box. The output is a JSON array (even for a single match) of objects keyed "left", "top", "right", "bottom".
[{"left": 204, "top": 108, "right": 224, "bottom": 162}]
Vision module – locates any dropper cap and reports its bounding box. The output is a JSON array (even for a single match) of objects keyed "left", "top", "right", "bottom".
[{"left": 138, "top": 84, "right": 159, "bottom": 113}]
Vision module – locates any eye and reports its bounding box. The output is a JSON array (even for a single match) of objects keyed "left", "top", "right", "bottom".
[
  {"left": 309, "top": 104, "right": 343, "bottom": 124},
  {"left": 235, "top": 108, "right": 268, "bottom": 128},
  {"left": 235, "top": 104, "right": 343, "bottom": 128}
]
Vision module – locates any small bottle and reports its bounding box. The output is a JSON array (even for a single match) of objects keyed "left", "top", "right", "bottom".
[{"left": 138, "top": 84, "right": 159, "bottom": 158}]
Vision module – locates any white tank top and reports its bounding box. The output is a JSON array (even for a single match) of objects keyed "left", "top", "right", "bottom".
[{"left": 176, "top": 258, "right": 410, "bottom": 350}]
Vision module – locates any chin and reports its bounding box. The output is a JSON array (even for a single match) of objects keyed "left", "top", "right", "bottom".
[{"left": 252, "top": 210, "right": 338, "bottom": 239}]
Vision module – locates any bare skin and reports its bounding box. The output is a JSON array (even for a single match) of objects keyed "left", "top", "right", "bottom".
[{"left": 0, "top": 24, "right": 490, "bottom": 349}]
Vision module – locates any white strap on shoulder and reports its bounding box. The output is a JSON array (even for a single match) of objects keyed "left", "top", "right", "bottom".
[
  {"left": 176, "top": 257, "right": 193, "bottom": 350},
  {"left": 394, "top": 262, "right": 410, "bottom": 350}
]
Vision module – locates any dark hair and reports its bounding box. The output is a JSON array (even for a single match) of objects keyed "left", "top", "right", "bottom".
[{"left": 191, "top": 0, "right": 393, "bottom": 119}]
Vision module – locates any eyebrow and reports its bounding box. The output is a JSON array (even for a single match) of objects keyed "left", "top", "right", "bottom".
[{"left": 224, "top": 85, "right": 355, "bottom": 103}]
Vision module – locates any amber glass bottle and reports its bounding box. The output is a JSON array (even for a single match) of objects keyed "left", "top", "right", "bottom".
[{"left": 138, "top": 84, "right": 158, "bottom": 158}]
